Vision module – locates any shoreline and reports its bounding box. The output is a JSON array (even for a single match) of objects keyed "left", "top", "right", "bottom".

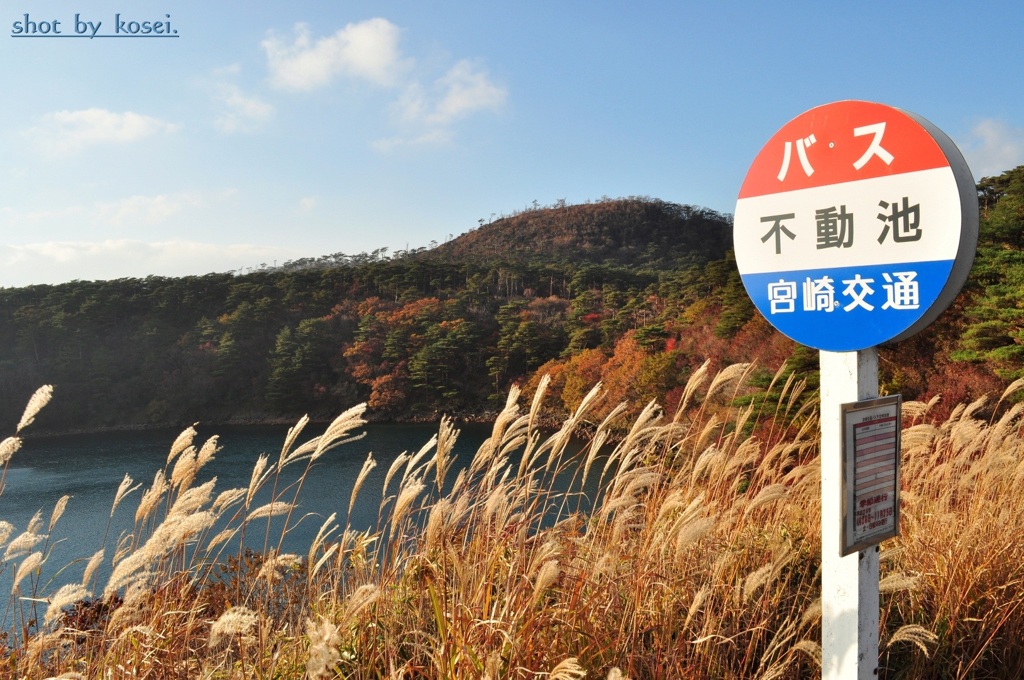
[{"left": 18, "top": 408, "right": 506, "bottom": 441}]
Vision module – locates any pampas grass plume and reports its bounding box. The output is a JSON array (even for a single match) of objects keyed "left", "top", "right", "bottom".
[
  {"left": 17, "top": 385, "right": 53, "bottom": 433},
  {"left": 208, "top": 606, "right": 258, "bottom": 649},
  {"left": 82, "top": 549, "right": 104, "bottom": 587},
  {"left": 166, "top": 424, "right": 197, "bottom": 465},
  {"left": 49, "top": 494, "right": 70, "bottom": 532},
  {"left": 45, "top": 583, "right": 90, "bottom": 626},
  {"left": 13, "top": 551, "right": 43, "bottom": 592},
  {"left": 248, "top": 501, "right": 294, "bottom": 520},
  {"left": 549, "top": 657, "right": 586, "bottom": 680},
  {"left": 306, "top": 615, "right": 342, "bottom": 679},
  {"left": 0, "top": 436, "right": 21, "bottom": 467}
]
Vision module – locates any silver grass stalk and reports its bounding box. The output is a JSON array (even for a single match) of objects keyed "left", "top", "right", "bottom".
[
  {"left": 169, "top": 445, "right": 199, "bottom": 491},
  {"left": 208, "top": 606, "right": 259, "bottom": 649},
  {"left": 742, "top": 563, "right": 774, "bottom": 603},
  {"left": 348, "top": 453, "right": 377, "bottom": 518},
  {"left": 475, "top": 387, "right": 522, "bottom": 473},
  {"left": 82, "top": 549, "right": 104, "bottom": 586},
  {"left": 744, "top": 484, "right": 789, "bottom": 516},
  {"left": 793, "top": 640, "right": 822, "bottom": 668},
  {"left": 112, "top": 537, "right": 132, "bottom": 567},
  {"left": 279, "top": 414, "right": 310, "bottom": 465},
  {"left": 435, "top": 417, "right": 459, "bottom": 492},
  {"left": 305, "top": 615, "right": 342, "bottom": 679},
  {"left": 248, "top": 501, "right": 294, "bottom": 520},
  {"left": 581, "top": 405, "right": 627, "bottom": 482},
  {"left": 312, "top": 544, "right": 339, "bottom": 578},
  {"left": 45, "top": 582, "right": 90, "bottom": 626},
  {"left": 402, "top": 436, "right": 437, "bottom": 487},
  {"left": 532, "top": 559, "right": 560, "bottom": 601},
  {"left": 111, "top": 474, "right": 140, "bottom": 517},
  {"left": 343, "top": 583, "right": 380, "bottom": 618},
  {"left": 962, "top": 394, "right": 989, "bottom": 421},
  {"left": 676, "top": 359, "right": 711, "bottom": 417},
  {"left": 684, "top": 586, "right": 710, "bottom": 630},
  {"left": 49, "top": 494, "right": 71, "bottom": 532},
  {"left": 887, "top": 624, "right": 938, "bottom": 657},
  {"left": 308, "top": 513, "right": 338, "bottom": 572},
  {"left": 106, "top": 511, "right": 216, "bottom": 595},
  {"left": 247, "top": 453, "right": 270, "bottom": 506},
  {"left": 195, "top": 435, "right": 220, "bottom": 472},
  {"left": 0, "top": 521, "right": 14, "bottom": 547},
  {"left": 4, "top": 530, "right": 46, "bottom": 561},
  {"left": 549, "top": 657, "right": 586, "bottom": 680},
  {"left": 17, "top": 385, "right": 53, "bottom": 433},
  {"left": 573, "top": 383, "right": 604, "bottom": 422},
  {"left": 257, "top": 551, "right": 301, "bottom": 582},
  {"left": 674, "top": 516, "right": 716, "bottom": 558},
  {"left": 528, "top": 373, "right": 551, "bottom": 432},
  {"left": 135, "top": 470, "right": 168, "bottom": 524},
  {"left": 800, "top": 598, "right": 822, "bottom": 627},
  {"left": 382, "top": 452, "right": 409, "bottom": 500},
  {"left": 316, "top": 404, "right": 369, "bottom": 457},
  {"left": 212, "top": 488, "right": 246, "bottom": 514},
  {"left": 168, "top": 478, "right": 216, "bottom": 517},
  {"left": 706, "top": 362, "right": 752, "bottom": 402},
  {"left": 390, "top": 480, "right": 425, "bottom": 543},
  {"left": 13, "top": 551, "right": 43, "bottom": 592},
  {"left": 166, "top": 424, "right": 197, "bottom": 466},
  {"left": 879, "top": 572, "right": 920, "bottom": 594},
  {"left": 27, "top": 509, "right": 43, "bottom": 534},
  {"left": 285, "top": 404, "right": 367, "bottom": 465},
  {"left": 42, "top": 671, "right": 84, "bottom": 680},
  {"left": 1000, "top": 377, "right": 1024, "bottom": 405},
  {"left": 0, "top": 437, "right": 21, "bottom": 466},
  {"left": 424, "top": 499, "right": 449, "bottom": 551},
  {"left": 206, "top": 527, "right": 238, "bottom": 552}
]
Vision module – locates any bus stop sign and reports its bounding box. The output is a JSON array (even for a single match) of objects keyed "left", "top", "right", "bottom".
[{"left": 734, "top": 100, "right": 978, "bottom": 351}]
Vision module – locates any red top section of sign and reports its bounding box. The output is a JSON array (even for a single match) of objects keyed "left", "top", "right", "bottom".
[{"left": 738, "top": 101, "right": 951, "bottom": 199}]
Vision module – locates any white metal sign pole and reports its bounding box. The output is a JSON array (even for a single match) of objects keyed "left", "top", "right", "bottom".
[{"left": 821, "top": 349, "right": 879, "bottom": 679}]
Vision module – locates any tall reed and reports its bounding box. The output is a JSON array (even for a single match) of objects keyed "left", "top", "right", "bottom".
[{"left": 1, "top": 366, "right": 1022, "bottom": 678}]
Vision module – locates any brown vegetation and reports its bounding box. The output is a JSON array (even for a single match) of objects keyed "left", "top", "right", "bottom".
[{"left": 2, "top": 367, "right": 1024, "bottom": 678}]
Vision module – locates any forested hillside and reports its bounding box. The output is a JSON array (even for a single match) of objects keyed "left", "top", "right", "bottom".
[{"left": 1, "top": 173, "right": 1021, "bottom": 435}]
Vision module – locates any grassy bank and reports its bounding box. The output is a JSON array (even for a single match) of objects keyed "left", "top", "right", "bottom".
[{"left": 1, "top": 363, "right": 1023, "bottom": 678}]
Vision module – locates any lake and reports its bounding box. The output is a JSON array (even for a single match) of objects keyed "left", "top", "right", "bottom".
[
  {"left": 1, "top": 422, "right": 490, "bottom": 593},
  {"left": 1, "top": 420, "right": 597, "bottom": 597}
]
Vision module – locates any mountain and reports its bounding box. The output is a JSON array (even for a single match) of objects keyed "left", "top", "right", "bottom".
[
  {"left": 4, "top": 167, "right": 1024, "bottom": 435},
  {"left": 417, "top": 198, "right": 733, "bottom": 269}
]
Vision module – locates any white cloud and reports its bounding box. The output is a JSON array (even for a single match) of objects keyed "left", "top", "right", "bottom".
[
  {"left": 380, "top": 61, "right": 506, "bottom": 150},
  {"left": 24, "top": 108, "right": 179, "bottom": 155},
  {"left": 262, "top": 19, "right": 405, "bottom": 91},
  {"left": 0, "top": 240, "right": 302, "bottom": 287},
  {"left": 371, "top": 129, "right": 454, "bottom": 152},
  {"left": 214, "top": 83, "right": 275, "bottom": 133},
  {"left": 298, "top": 196, "right": 317, "bottom": 212},
  {"left": 428, "top": 60, "right": 508, "bottom": 125},
  {"left": 260, "top": 19, "right": 507, "bottom": 150},
  {"left": 93, "top": 193, "right": 203, "bottom": 226},
  {"left": 5, "top": 193, "right": 203, "bottom": 230},
  {"left": 960, "top": 118, "right": 1024, "bottom": 179}
]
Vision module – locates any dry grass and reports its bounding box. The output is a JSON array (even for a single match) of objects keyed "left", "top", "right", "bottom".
[{"left": 0, "top": 366, "right": 1022, "bottom": 678}]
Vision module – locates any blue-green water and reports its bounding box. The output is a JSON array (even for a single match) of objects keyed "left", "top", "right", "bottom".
[
  {"left": 0, "top": 422, "right": 495, "bottom": 595},
  {"left": 0, "top": 421, "right": 598, "bottom": 600}
]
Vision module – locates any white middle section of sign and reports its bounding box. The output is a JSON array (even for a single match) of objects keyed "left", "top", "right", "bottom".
[{"left": 734, "top": 166, "right": 960, "bottom": 275}]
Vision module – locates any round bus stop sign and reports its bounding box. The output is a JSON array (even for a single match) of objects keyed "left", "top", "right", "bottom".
[{"left": 734, "top": 100, "right": 978, "bottom": 352}]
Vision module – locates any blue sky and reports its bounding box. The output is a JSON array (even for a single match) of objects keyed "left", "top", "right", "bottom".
[{"left": 2, "top": 1, "right": 1023, "bottom": 287}]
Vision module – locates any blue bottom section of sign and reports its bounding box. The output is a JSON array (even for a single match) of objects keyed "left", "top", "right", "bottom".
[{"left": 740, "top": 259, "right": 954, "bottom": 351}]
